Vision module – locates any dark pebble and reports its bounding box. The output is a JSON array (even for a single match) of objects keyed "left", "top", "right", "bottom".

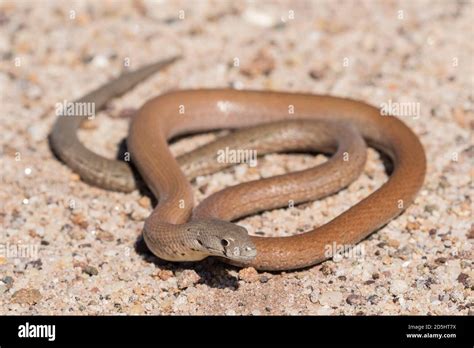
[
  {"left": 82, "top": 265, "right": 99, "bottom": 276},
  {"left": 457, "top": 273, "right": 469, "bottom": 288},
  {"left": 435, "top": 257, "right": 447, "bottom": 264},
  {"left": 367, "top": 295, "right": 380, "bottom": 305},
  {"left": 346, "top": 294, "right": 365, "bottom": 305},
  {"left": 2, "top": 276, "right": 14, "bottom": 288}
]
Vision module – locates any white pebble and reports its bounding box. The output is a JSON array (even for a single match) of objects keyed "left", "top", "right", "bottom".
[
  {"left": 27, "top": 124, "right": 49, "bottom": 142},
  {"left": 234, "top": 165, "right": 247, "bottom": 177},
  {"left": 243, "top": 9, "right": 276, "bottom": 28},
  {"left": 317, "top": 306, "right": 334, "bottom": 315},
  {"left": 319, "top": 291, "right": 343, "bottom": 307},
  {"left": 92, "top": 55, "right": 109, "bottom": 68},
  {"left": 174, "top": 295, "right": 187, "bottom": 306},
  {"left": 445, "top": 260, "right": 461, "bottom": 282},
  {"left": 390, "top": 279, "right": 409, "bottom": 295},
  {"left": 309, "top": 291, "right": 319, "bottom": 303},
  {"left": 104, "top": 249, "right": 117, "bottom": 257}
]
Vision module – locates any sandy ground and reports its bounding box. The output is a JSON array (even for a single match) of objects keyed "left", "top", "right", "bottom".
[{"left": 0, "top": 0, "right": 472, "bottom": 315}]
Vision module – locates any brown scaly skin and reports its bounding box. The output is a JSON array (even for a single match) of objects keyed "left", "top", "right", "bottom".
[{"left": 51, "top": 58, "right": 426, "bottom": 271}]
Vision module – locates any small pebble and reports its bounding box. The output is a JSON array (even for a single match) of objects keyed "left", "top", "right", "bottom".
[
  {"left": 319, "top": 291, "right": 343, "bottom": 307},
  {"left": 382, "top": 256, "right": 392, "bottom": 265},
  {"left": 367, "top": 295, "right": 380, "bottom": 305},
  {"left": 138, "top": 196, "right": 151, "bottom": 208},
  {"left": 80, "top": 119, "right": 97, "bottom": 130},
  {"left": 91, "top": 54, "right": 109, "bottom": 68},
  {"left": 309, "top": 291, "right": 319, "bottom": 303},
  {"left": 316, "top": 306, "right": 334, "bottom": 315},
  {"left": 11, "top": 288, "right": 42, "bottom": 305},
  {"left": 96, "top": 230, "right": 114, "bottom": 242},
  {"left": 82, "top": 265, "right": 99, "bottom": 276},
  {"left": 70, "top": 213, "right": 88, "bottom": 229},
  {"left": 457, "top": 273, "right": 470, "bottom": 288},
  {"left": 198, "top": 184, "right": 208, "bottom": 194},
  {"left": 240, "top": 50, "right": 275, "bottom": 77},
  {"left": 406, "top": 221, "right": 421, "bottom": 231},
  {"left": 154, "top": 270, "right": 174, "bottom": 281},
  {"left": 390, "top": 279, "right": 409, "bottom": 295},
  {"left": 130, "top": 207, "right": 149, "bottom": 221},
  {"left": 238, "top": 267, "right": 259, "bottom": 283},
  {"left": 308, "top": 69, "right": 324, "bottom": 80},
  {"left": 468, "top": 225, "right": 474, "bottom": 239},
  {"left": 452, "top": 107, "right": 470, "bottom": 128},
  {"left": 295, "top": 273, "right": 305, "bottom": 280},
  {"left": 2, "top": 276, "right": 14, "bottom": 288},
  {"left": 424, "top": 204, "right": 438, "bottom": 213},
  {"left": 129, "top": 303, "right": 144, "bottom": 315},
  {"left": 242, "top": 8, "right": 276, "bottom": 28},
  {"left": 346, "top": 294, "right": 365, "bottom": 305},
  {"left": 387, "top": 239, "right": 400, "bottom": 248},
  {"left": 177, "top": 270, "right": 200, "bottom": 289},
  {"left": 70, "top": 173, "right": 80, "bottom": 182},
  {"left": 320, "top": 263, "right": 334, "bottom": 276}
]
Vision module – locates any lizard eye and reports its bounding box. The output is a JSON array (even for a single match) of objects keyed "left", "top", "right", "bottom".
[{"left": 221, "top": 239, "right": 229, "bottom": 247}]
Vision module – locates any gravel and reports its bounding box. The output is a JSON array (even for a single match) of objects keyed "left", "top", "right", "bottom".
[{"left": 0, "top": 0, "right": 471, "bottom": 315}]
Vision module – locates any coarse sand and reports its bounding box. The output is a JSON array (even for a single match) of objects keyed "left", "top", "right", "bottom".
[{"left": 0, "top": 0, "right": 472, "bottom": 315}]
